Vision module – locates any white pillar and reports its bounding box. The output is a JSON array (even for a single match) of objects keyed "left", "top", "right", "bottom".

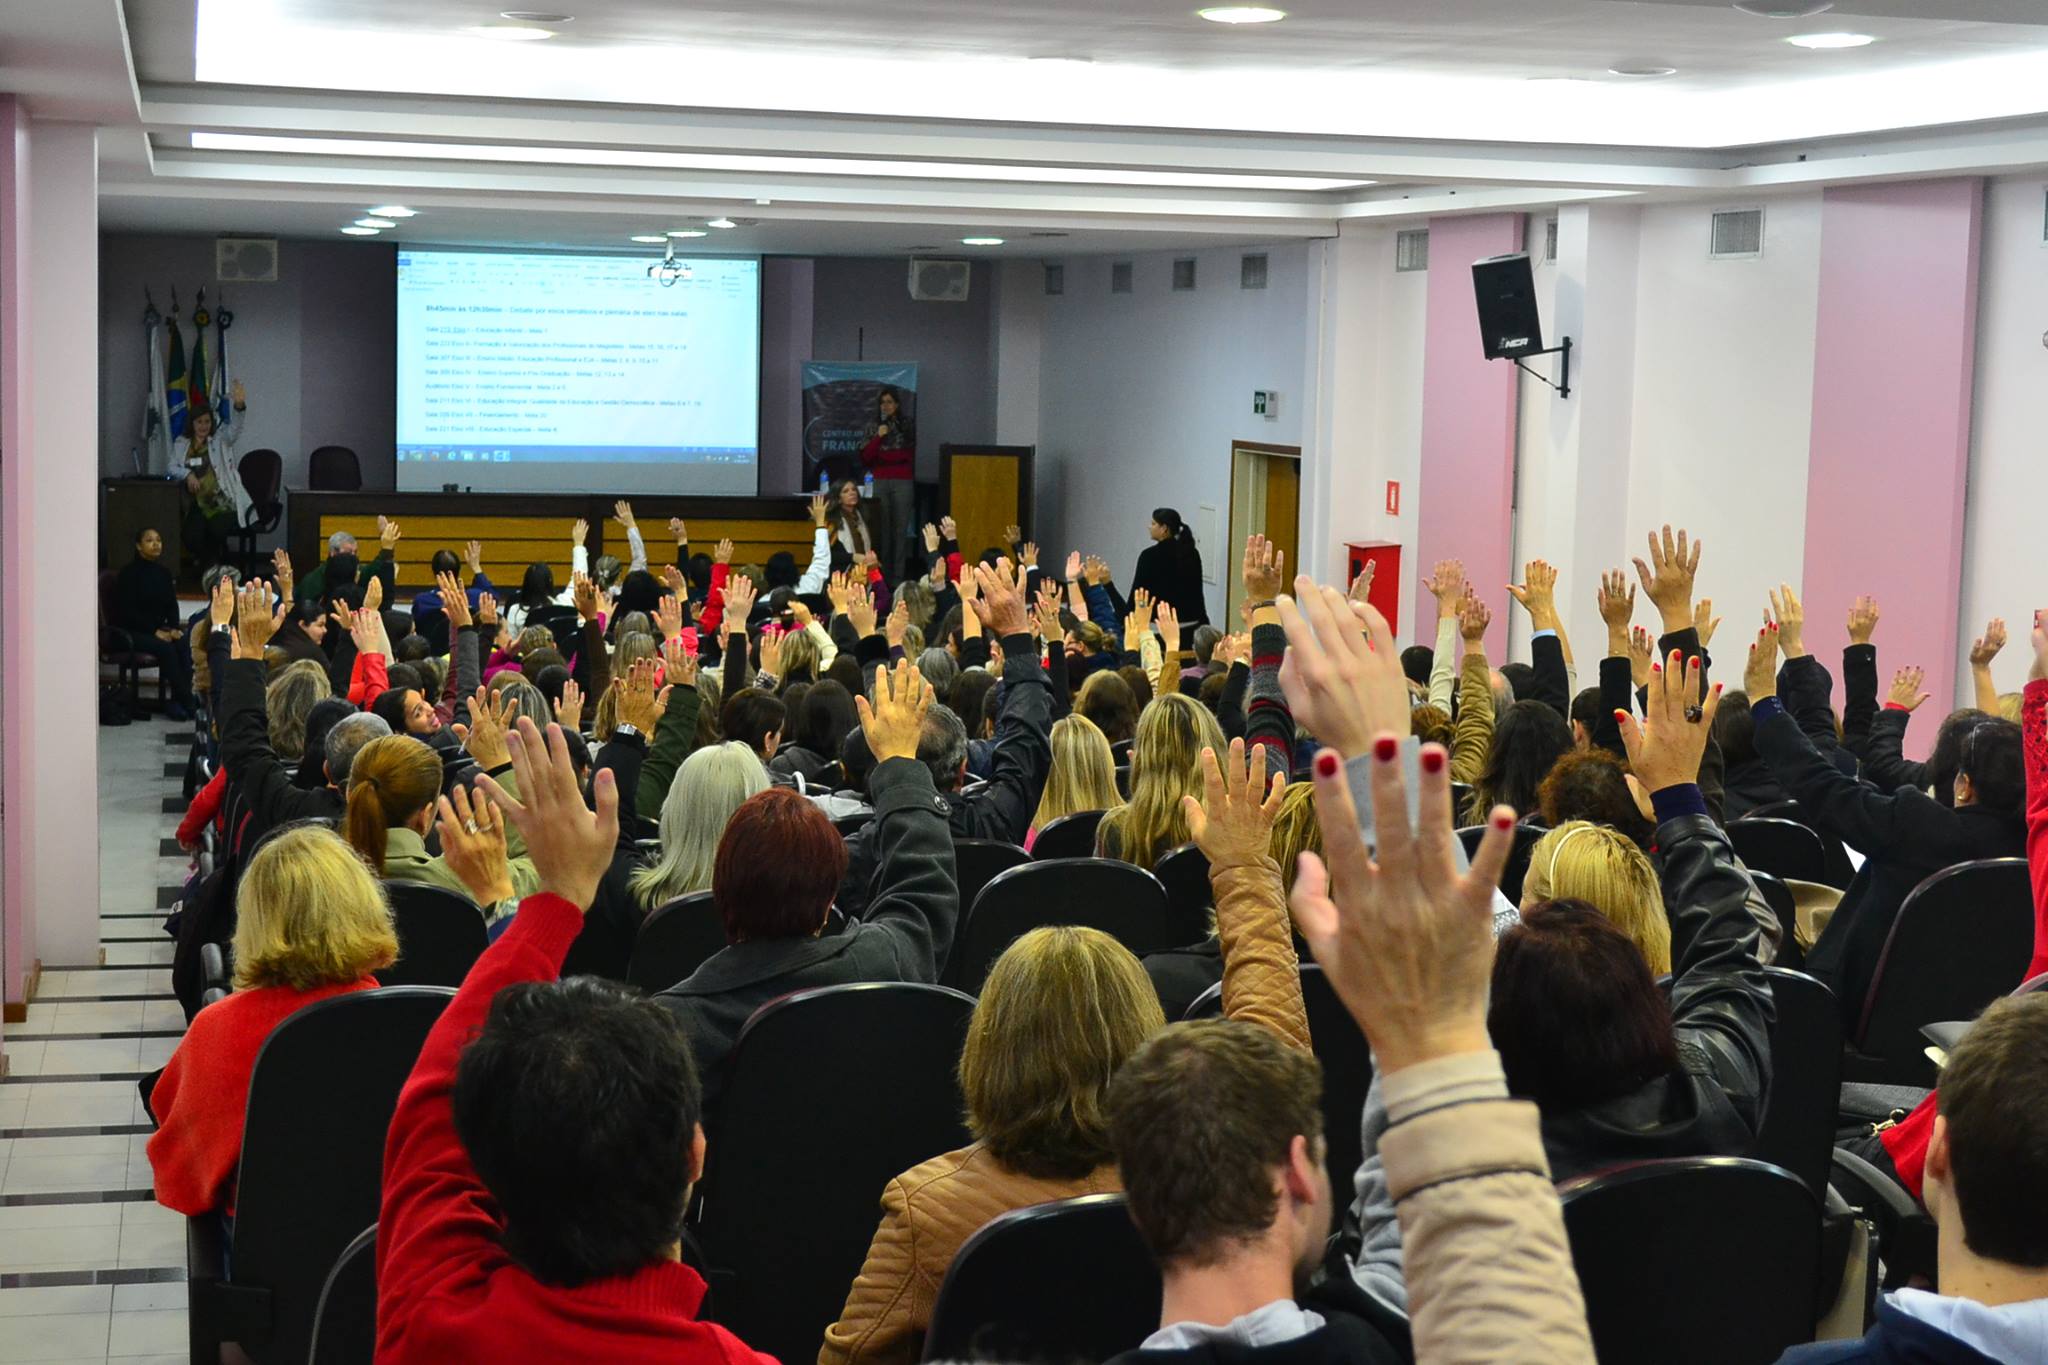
[{"left": 7, "top": 119, "right": 101, "bottom": 973}]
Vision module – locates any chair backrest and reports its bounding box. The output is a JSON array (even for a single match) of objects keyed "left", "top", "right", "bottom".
[
  {"left": 940, "top": 858, "right": 1197, "bottom": 994},
  {"left": 237, "top": 448, "right": 284, "bottom": 509},
  {"left": 96, "top": 568, "right": 120, "bottom": 634},
  {"left": 231, "top": 988, "right": 454, "bottom": 1365},
  {"left": 1031, "top": 808, "right": 1107, "bottom": 860},
  {"left": 626, "top": 890, "right": 726, "bottom": 993},
  {"left": 308, "top": 1223, "right": 378, "bottom": 1365},
  {"left": 1855, "top": 858, "right": 2035, "bottom": 1085},
  {"left": 1727, "top": 818, "right": 1828, "bottom": 885},
  {"left": 1455, "top": 822, "right": 1544, "bottom": 903},
  {"left": 1743, "top": 798, "right": 1801, "bottom": 822},
  {"left": 952, "top": 838, "right": 1032, "bottom": 917},
  {"left": 1153, "top": 842, "right": 1213, "bottom": 922},
  {"left": 695, "top": 982, "right": 976, "bottom": 1365},
  {"left": 923, "top": 1194, "right": 1160, "bottom": 1363},
  {"left": 377, "top": 881, "right": 488, "bottom": 988},
  {"left": 1560, "top": 1157, "right": 1821, "bottom": 1365},
  {"left": 307, "top": 445, "right": 362, "bottom": 491},
  {"left": 1181, "top": 965, "right": 1372, "bottom": 1201},
  {"left": 1753, "top": 967, "right": 1839, "bottom": 1199}
]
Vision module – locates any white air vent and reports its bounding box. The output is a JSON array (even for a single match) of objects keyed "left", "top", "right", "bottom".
[
  {"left": 216, "top": 237, "right": 278, "bottom": 283},
  {"left": 1543, "top": 217, "right": 1559, "bottom": 263},
  {"left": 1110, "top": 261, "right": 1134, "bottom": 294},
  {"left": 1709, "top": 209, "right": 1765, "bottom": 260},
  {"left": 907, "top": 258, "right": 971, "bottom": 302},
  {"left": 1172, "top": 257, "right": 1197, "bottom": 291},
  {"left": 1395, "top": 229, "right": 1429, "bottom": 273},
  {"left": 1044, "top": 263, "right": 1065, "bottom": 296},
  {"left": 1240, "top": 253, "right": 1268, "bottom": 290}
]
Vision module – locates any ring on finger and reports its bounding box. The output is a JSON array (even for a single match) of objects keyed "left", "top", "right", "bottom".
[
  {"left": 1684, "top": 704, "right": 1705, "bottom": 723},
  {"left": 465, "top": 819, "right": 480, "bottom": 834}
]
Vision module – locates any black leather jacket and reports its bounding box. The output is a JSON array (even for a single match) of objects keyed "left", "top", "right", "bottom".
[{"left": 1538, "top": 812, "right": 1777, "bottom": 1183}]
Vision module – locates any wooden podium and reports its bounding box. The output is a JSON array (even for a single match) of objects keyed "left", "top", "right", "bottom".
[{"left": 938, "top": 445, "right": 1035, "bottom": 563}]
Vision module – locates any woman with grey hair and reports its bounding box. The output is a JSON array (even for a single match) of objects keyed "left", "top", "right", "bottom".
[
  {"left": 629, "top": 742, "right": 770, "bottom": 911},
  {"left": 917, "top": 647, "right": 958, "bottom": 699}
]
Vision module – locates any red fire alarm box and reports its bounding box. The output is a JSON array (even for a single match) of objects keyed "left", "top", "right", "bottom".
[{"left": 1344, "top": 540, "right": 1402, "bottom": 637}]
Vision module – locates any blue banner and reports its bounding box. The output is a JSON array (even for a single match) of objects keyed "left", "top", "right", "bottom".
[{"left": 801, "top": 360, "right": 918, "bottom": 489}]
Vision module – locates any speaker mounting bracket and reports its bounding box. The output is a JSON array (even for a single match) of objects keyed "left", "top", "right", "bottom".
[{"left": 1508, "top": 336, "right": 1572, "bottom": 399}]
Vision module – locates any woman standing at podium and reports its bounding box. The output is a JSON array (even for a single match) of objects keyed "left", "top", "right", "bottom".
[
  {"left": 177, "top": 385, "right": 248, "bottom": 575},
  {"left": 858, "top": 387, "right": 914, "bottom": 576}
]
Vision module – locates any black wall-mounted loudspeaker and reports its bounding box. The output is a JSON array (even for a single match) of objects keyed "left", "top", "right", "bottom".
[{"left": 1471, "top": 253, "right": 1544, "bottom": 360}]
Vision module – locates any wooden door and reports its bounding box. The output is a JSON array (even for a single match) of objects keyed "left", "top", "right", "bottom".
[{"left": 1262, "top": 457, "right": 1300, "bottom": 584}]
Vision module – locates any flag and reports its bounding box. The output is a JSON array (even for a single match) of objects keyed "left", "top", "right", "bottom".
[
  {"left": 141, "top": 295, "right": 170, "bottom": 475},
  {"left": 189, "top": 296, "right": 212, "bottom": 420},
  {"left": 210, "top": 297, "right": 234, "bottom": 437},
  {"left": 165, "top": 307, "right": 189, "bottom": 442},
  {"left": 206, "top": 298, "right": 250, "bottom": 526}
]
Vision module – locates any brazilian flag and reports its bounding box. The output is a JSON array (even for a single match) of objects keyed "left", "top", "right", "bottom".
[{"left": 165, "top": 311, "right": 190, "bottom": 440}]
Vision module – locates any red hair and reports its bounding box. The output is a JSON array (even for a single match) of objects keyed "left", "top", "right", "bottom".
[{"left": 713, "top": 788, "right": 847, "bottom": 942}]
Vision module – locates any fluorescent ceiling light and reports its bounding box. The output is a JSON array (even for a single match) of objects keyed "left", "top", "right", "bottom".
[
  {"left": 340, "top": 225, "right": 381, "bottom": 235},
  {"left": 665, "top": 229, "right": 708, "bottom": 238},
  {"left": 186, "top": 133, "right": 1372, "bottom": 192},
  {"left": 961, "top": 236, "right": 1004, "bottom": 245},
  {"left": 1786, "top": 32, "right": 1874, "bottom": 49},
  {"left": 465, "top": 23, "right": 555, "bottom": 40},
  {"left": 629, "top": 234, "right": 667, "bottom": 243},
  {"left": 1733, "top": 2, "right": 1833, "bottom": 15},
  {"left": 1197, "top": 7, "right": 1287, "bottom": 23},
  {"left": 706, "top": 217, "right": 737, "bottom": 229},
  {"left": 1608, "top": 64, "right": 1677, "bottom": 78},
  {"left": 354, "top": 217, "right": 397, "bottom": 228},
  {"left": 499, "top": 11, "right": 574, "bottom": 20},
  {"left": 366, "top": 205, "right": 417, "bottom": 218}
]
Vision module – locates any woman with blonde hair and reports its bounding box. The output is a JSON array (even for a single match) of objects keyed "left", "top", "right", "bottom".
[
  {"left": 266, "top": 658, "right": 333, "bottom": 761},
  {"left": 148, "top": 824, "right": 398, "bottom": 1215},
  {"left": 1095, "top": 693, "right": 1225, "bottom": 867},
  {"left": 630, "top": 741, "right": 769, "bottom": 911},
  {"left": 1027, "top": 714, "right": 1122, "bottom": 851},
  {"left": 344, "top": 724, "right": 538, "bottom": 914},
  {"left": 1521, "top": 819, "right": 1673, "bottom": 976}
]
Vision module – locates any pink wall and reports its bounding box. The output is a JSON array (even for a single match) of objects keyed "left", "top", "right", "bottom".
[
  {"left": 0, "top": 97, "right": 23, "bottom": 1011},
  {"left": 1415, "top": 214, "right": 1524, "bottom": 633},
  {"left": 1803, "top": 180, "right": 1983, "bottom": 744}
]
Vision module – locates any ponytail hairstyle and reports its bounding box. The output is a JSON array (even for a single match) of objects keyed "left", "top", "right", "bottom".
[
  {"left": 343, "top": 734, "right": 444, "bottom": 875},
  {"left": 1152, "top": 507, "right": 1200, "bottom": 580}
]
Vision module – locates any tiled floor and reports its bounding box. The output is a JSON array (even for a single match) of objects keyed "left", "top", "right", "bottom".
[{"left": 0, "top": 717, "right": 195, "bottom": 1361}]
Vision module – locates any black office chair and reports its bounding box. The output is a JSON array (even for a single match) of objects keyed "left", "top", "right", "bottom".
[
  {"left": 952, "top": 839, "right": 1032, "bottom": 919},
  {"left": 308, "top": 1223, "right": 378, "bottom": 1365},
  {"left": 1031, "top": 808, "right": 1107, "bottom": 860},
  {"left": 378, "top": 881, "right": 488, "bottom": 988},
  {"left": 1111, "top": 738, "right": 1135, "bottom": 765},
  {"left": 1727, "top": 818, "right": 1829, "bottom": 885},
  {"left": 307, "top": 444, "right": 363, "bottom": 491},
  {"left": 1847, "top": 858, "right": 2034, "bottom": 1087},
  {"left": 1454, "top": 821, "right": 1544, "bottom": 902},
  {"left": 232, "top": 448, "right": 285, "bottom": 577},
  {"left": 694, "top": 982, "right": 975, "bottom": 1365},
  {"left": 1752, "top": 967, "right": 1839, "bottom": 1200},
  {"left": 941, "top": 859, "right": 1199, "bottom": 994},
  {"left": 1743, "top": 801, "right": 1855, "bottom": 889},
  {"left": 1183, "top": 964, "right": 1372, "bottom": 1202},
  {"left": 98, "top": 568, "right": 167, "bottom": 714},
  {"left": 1828, "top": 1146, "right": 1936, "bottom": 1291},
  {"left": 1561, "top": 1157, "right": 1821, "bottom": 1365},
  {"left": 187, "top": 988, "right": 453, "bottom": 1365},
  {"left": 1153, "top": 842, "right": 1213, "bottom": 923},
  {"left": 923, "top": 1194, "right": 1161, "bottom": 1363},
  {"left": 627, "top": 891, "right": 726, "bottom": 993}
]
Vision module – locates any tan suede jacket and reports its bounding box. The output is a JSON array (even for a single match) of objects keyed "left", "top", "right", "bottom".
[
  {"left": 1450, "top": 649, "right": 1497, "bottom": 789},
  {"left": 818, "top": 849, "right": 1309, "bottom": 1365}
]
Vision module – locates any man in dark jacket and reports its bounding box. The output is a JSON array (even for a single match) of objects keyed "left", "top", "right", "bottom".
[
  {"left": 1778, "top": 995, "right": 2048, "bottom": 1364},
  {"left": 296, "top": 520, "right": 399, "bottom": 606},
  {"left": 1748, "top": 630, "right": 2025, "bottom": 1031}
]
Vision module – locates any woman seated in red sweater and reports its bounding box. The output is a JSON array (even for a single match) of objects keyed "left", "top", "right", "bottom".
[{"left": 147, "top": 824, "right": 398, "bottom": 1216}]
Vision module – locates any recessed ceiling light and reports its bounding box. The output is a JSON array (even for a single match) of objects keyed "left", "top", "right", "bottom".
[
  {"left": 1733, "top": 1, "right": 1832, "bottom": 15},
  {"left": 366, "top": 205, "right": 417, "bottom": 218},
  {"left": 1608, "top": 62, "right": 1677, "bottom": 77},
  {"left": 1785, "top": 31, "right": 1874, "bottom": 48},
  {"left": 465, "top": 23, "right": 555, "bottom": 40},
  {"left": 706, "top": 217, "right": 737, "bottom": 229},
  {"left": 630, "top": 234, "right": 667, "bottom": 244},
  {"left": 666, "top": 229, "right": 708, "bottom": 238},
  {"left": 1197, "top": 6, "right": 1287, "bottom": 24},
  {"left": 498, "top": 10, "right": 574, "bottom": 20},
  {"left": 354, "top": 217, "right": 397, "bottom": 229},
  {"left": 961, "top": 236, "right": 1005, "bottom": 246},
  {"left": 340, "top": 226, "right": 381, "bottom": 236}
]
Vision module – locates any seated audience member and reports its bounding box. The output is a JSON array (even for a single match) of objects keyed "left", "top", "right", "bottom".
[
  {"left": 1027, "top": 714, "right": 1122, "bottom": 851},
  {"left": 267, "top": 600, "right": 332, "bottom": 668},
  {"left": 1078, "top": 668, "right": 1140, "bottom": 747},
  {"left": 655, "top": 661, "right": 956, "bottom": 1099},
  {"left": 1746, "top": 624, "right": 2024, "bottom": 1028},
  {"left": 1463, "top": 698, "right": 1571, "bottom": 825},
  {"left": 770, "top": 679, "right": 857, "bottom": 788},
  {"left": 720, "top": 689, "right": 787, "bottom": 765},
  {"left": 410, "top": 543, "right": 493, "bottom": 647},
  {"left": 916, "top": 646, "right": 958, "bottom": 699},
  {"left": 1518, "top": 821, "right": 1671, "bottom": 974},
  {"left": 1714, "top": 691, "right": 1789, "bottom": 820},
  {"left": 149, "top": 824, "right": 398, "bottom": 1214},
  {"left": 1536, "top": 749, "right": 1656, "bottom": 848},
  {"left": 1780, "top": 995, "right": 2048, "bottom": 1364},
  {"left": 297, "top": 522, "right": 398, "bottom": 606},
  {"left": 266, "top": 659, "right": 334, "bottom": 760},
  {"left": 630, "top": 742, "right": 770, "bottom": 911},
  {"left": 824, "top": 740, "right": 1311, "bottom": 1365},
  {"left": 112, "top": 527, "right": 198, "bottom": 718},
  {"left": 1097, "top": 693, "right": 1227, "bottom": 866},
  {"left": 376, "top": 719, "right": 778, "bottom": 1364}
]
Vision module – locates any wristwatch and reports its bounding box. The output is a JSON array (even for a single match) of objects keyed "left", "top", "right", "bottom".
[{"left": 612, "top": 723, "right": 643, "bottom": 741}]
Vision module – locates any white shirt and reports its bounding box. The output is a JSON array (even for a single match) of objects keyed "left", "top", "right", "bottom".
[
  {"left": 1140, "top": 1300, "right": 1326, "bottom": 1353},
  {"left": 1888, "top": 1288, "right": 2048, "bottom": 1362}
]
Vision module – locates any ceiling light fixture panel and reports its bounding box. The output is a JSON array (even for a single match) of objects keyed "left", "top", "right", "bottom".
[
  {"left": 961, "top": 236, "right": 1005, "bottom": 246},
  {"left": 1733, "top": 2, "right": 1833, "bottom": 16},
  {"left": 340, "top": 225, "right": 381, "bottom": 235},
  {"left": 366, "top": 205, "right": 417, "bottom": 218},
  {"left": 1608, "top": 62, "right": 1677, "bottom": 77},
  {"left": 1786, "top": 31, "right": 1875, "bottom": 49},
  {"left": 1196, "top": 6, "right": 1287, "bottom": 24}
]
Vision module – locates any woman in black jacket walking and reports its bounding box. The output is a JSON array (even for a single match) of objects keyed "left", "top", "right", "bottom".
[
  {"left": 112, "top": 528, "right": 197, "bottom": 719},
  {"left": 1128, "top": 509, "right": 1209, "bottom": 627}
]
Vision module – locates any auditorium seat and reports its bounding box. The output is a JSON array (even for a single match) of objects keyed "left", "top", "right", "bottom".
[
  {"left": 1753, "top": 967, "right": 1839, "bottom": 1199},
  {"left": 377, "top": 881, "right": 488, "bottom": 988},
  {"left": 951, "top": 838, "right": 1032, "bottom": 919},
  {"left": 1152, "top": 842, "right": 1213, "bottom": 923},
  {"left": 1029, "top": 808, "right": 1107, "bottom": 860},
  {"left": 1727, "top": 818, "right": 1828, "bottom": 886},
  {"left": 626, "top": 891, "right": 726, "bottom": 993},
  {"left": 307, "top": 444, "right": 362, "bottom": 491},
  {"left": 940, "top": 858, "right": 1198, "bottom": 994},
  {"left": 98, "top": 568, "right": 166, "bottom": 714},
  {"left": 309, "top": 1224, "right": 378, "bottom": 1365}
]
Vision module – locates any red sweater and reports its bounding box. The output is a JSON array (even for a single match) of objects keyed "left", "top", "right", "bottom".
[
  {"left": 859, "top": 432, "right": 913, "bottom": 480},
  {"left": 376, "top": 894, "right": 776, "bottom": 1365},
  {"left": 1878, "top": 676, "right": 2048, "bottom": 1194},
  {"left": 177, "top": 768, "right": 228, "bottom": 849},
  {"left": 148, "top": 978, "right": 380, "bottom": 1215},
  {"left": 349, "top": 650, "right": 389, "bottom": 706}
]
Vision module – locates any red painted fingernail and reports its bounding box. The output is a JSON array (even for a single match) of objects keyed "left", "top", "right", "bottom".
[
  {"left": 1420, "top": 747, "right": 1445, "bottom": 773},
  {"left": 1651, "top": 662, "right": 1662, "bottom": 673},
  {"left": 1689, "top": 656, "right": 1700, "bottom": 670},
  {"left": 1494, "top": 813, "right": 1515, "bottom": 831},
  {"left": 1613, "top": 709, "right": 1628, "bottom": 722},
  {"left": 1315, "top": 751, "right": 1340, "bottom": 778},
  {"left": 1771, "top": 622, "right": 1779, "bottom": 632},
  {"left": 1373, "top": 736, "right": 1399, "bottom": 762},
  {"left": 1714, "top": 683, "right": 1724, "bottom": 695}
]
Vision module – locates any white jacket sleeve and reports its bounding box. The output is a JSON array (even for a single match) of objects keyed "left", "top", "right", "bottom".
[
  {"left": 796, "top": 528, "right": 832, "bottom": 594},
  {"left": 1428, "top": 616, "right": 1458, "bottom": 712}
]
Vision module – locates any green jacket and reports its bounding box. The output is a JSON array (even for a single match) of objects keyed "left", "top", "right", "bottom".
[
  {"left": 299, "top": 548, "right": 396, "bottom": 605},
  {"left": 635, "top": 685, "right": 705, "bottom": 818}
]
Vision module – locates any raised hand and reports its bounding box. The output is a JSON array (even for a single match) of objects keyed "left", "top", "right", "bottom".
[
  {"left": 923, "top": 523, "right": 942, "bottom": 555},
  {"left": 613, "top": 499, "right": 637, "bottom": 531},
  {"left": 1597, "top": 567, "right": 1637, "bottom": 651},
  {"left": 1020, "top": 541, "right": 1039, "bottom": 570},
  {"left": 659, "top": 563, "right": 687, "bottom": 597},
  {"left": 859, "top": 659, "right": 934, "bottom": 762},
  {"left": 572, "top": 571, "right": 601, "bottom": 624},
  {"left": 1847, "top": 594, "right": 1880, "bottom": 646},
  {"left": 1970, "top": 618, "right": 2008, "bottom": 668},
  {"left": 464, "top": 539, "right": 484, "bottom": 575},
  {"left": 209, "top": 572, "right": 237, "bottom": 630},
  {"left": 1693, "top": 598, "right": 1721, "bottom": 647},
  {"left": 886, "top": 600, "right": 910, "bottom": 649},
  {"left": 1631, "top": 524, "right": 1702, "bottom": 632},
  {"left": 1507, "top": 558, "right": 1561, "bottom": 631},
  {"left": 363, "top": 573, "right": 385, "bottom": 614},
  {"left": 2033, "top": 611, "right": 2048, "bottom": 683},
  {"left": 1004, "top": 524, "right": 1022, "bottom": 547},
  {"left": 970, "top": 558, "right": 1030, "bottom": 638},
  {"left": 1032, "top": 582, "right": 1062, "bottom": 642},
  {"left": 655, "top": 593, "right": 685, "bottom": 641},
  {"left": 350, "top": 604, "right": 391, "bottom": 660},
  {"left": 433, "top": 784, "right": 514, "bottom": 907},
  {"left": 1084, "top": 555, "right": 1111, "bottom": 586},
  {"left": 1457, "top": 592, "right": 1491, "bottom": 646},
  {"left": 940, "top": 514, "right": 957, "bottom": 542},
  {"left": 1616, "top": 650, "right": 1721, "bottom": 794},
  {"left": 1743, "top": 622, "right": 1780, "bottom": 702},
  {"left": 454, "top": 685, "right": 520, "bottom": 770},
  {"left": 270, "top": 548, "right": 294, "bottom": 602},
  {"left": 713, "top": 537, "right": 734, "bottom": 566},
  {"left": 1292, "top": 738, "right": 1514, "bottom": 1073},
  {"left": 1182, "top": 739, "right": 1287, "bottom": 869},
  {"left": 721, "top": 574, "right": 757, "bottom": 636},
  {"left": 662, "top": 634, "right": 700, "bottom": 689},
  {"left": 1768, "top": 583, "right": 1807, "bottom": 659},
  {"left": 808, "top": 493, "right": 828, "bottom": 528},
  {"left": 668, "top": 516, "right": 689, "bottom": 544},
  {"left": 758, "top": 627, "right": 784, "bottom": 679},
  {"left": 1064, "top": 549, "right": 1083, "bottom": 582},
  {"left": 827, "top": 570, "right": 853, "bottom": 615},
  {"left": 438, "top": 571, "right": 473, "bottom": 630},
  {"left": 234, "top": 580, "right": 285, "bottom": 659},
  {"left": 571, "top": 517, "right": 591, "bottom": 547},
  {"left": 1424, "top": 559, "right": 1466, "bottom": 619},
  {"left": 1629, "top": 625, "right": 1655, "bottom": 690},
  {"left": 476, "top": 591, "right": 499, "bottom": 630},
  {"left": 790, "top": 599, "right": 816, "bottom": 630},
  {"left": 1276, "top": 575, "right": 1408, "bottom": 757},
  {"left": 616, "top": 657, "right": 671, "bottom": 733},
  {"left": 378, "top": 516, "right": 402, "bottom": 550},
  {"left": 1888, "top": 666, "right": 1931, "bottom": 712},
  {"left": 475, "top": 717, "right": 620, "bottom": 911},
  {"left": 1243, "top": 534, "right": 1286, "bottom": 602},
  {"left": 1156, "top": 600, "right": 1183, "bottom": 656},
  {"left": 1349, "top": 559, "right": 1376, "bottom": 606},
  {"left": 555, "top": 678, "right": 585, "bottom": 732},
  {"left": 846, "top": 582, "right": 879, "bottom": 640}
]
